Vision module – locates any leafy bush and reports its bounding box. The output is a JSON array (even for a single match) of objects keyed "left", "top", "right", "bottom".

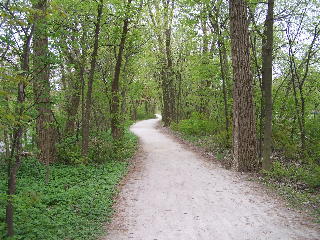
[
  {"left": 107, "top": 130, "right": 138, "bottom": 161},
  {"left": 265, "top": 161, "right": 320, "bottom": 191},
  {"left": 306, "top": 118, "right": 320, "bottom": 164},
  {"left": 56, "top": 130, "right": 138, "bottom": 164},
  {"left": 213, "top": 130, "right": 231, "bottom": 149},
  {"left": 88, "top": 132, "right": 114, "bottom": 163},
  {"left": 272, "top": 124, "right": 300, "bottom": 160},
  {"left": 56, "top": 135, "right": 87, "bottom": 164},
  {"left": 172, "top": 112, "right": 216, "bottom": 136}
]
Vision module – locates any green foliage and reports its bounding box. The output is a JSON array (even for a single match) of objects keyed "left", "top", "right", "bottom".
[
  {"left": 272, "top": 116, "right": 320, "bottom": 164},
  {"left": 56, "top": 136, "right": 87, "bottom": 164},
  {"left": 212, "top": 130, "right": 231, "bottom": 149},
  {"left": 0, "top": 130, "right": 138, "bottom": 240},
  {"left": 272, "top": 124, "right": 300, "bottom": 159},
  {"left": 305, "top": 117, "right": 320, "bottom": 164},
  {"left": 96, "top": 129, "right": 138, "bottom": 163},
  {"left": 171, "top": 112, "right": 216, "bottom": 136},
  {"left": 262, "top": 161, "right": 320, "bottom": 221},
  {"left": 136, "top": 107, "right": 156, "bottom": 121},
  {"left": 56, "top": 130, "right": 138, "bottom": 164},
  {"left": 264, "top": 161, "right": 320, "bottom": 191},
  {"left": 88, "top": 132, "right": 116, "bottom": 164}
]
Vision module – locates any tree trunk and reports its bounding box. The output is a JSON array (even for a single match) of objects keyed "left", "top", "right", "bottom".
[
  {"left": 165, "top": 27, "right": 175, "bottom": 123},
  {"left": 199, "top": 9, "right": 209, "bottom": 115},
  {"left": 33, "top": 0, "right": 56, "bottom": 164},
  {"left": 229, "top": 0, "right": 258, "bottom": 171},
  {"left": 261, "top": 0, "right": 274, "bottom": 170},
  {"left": 81, "top": 0, "right": 103, "bottom": 155},
  {"left": 65, "top": 63, "right": 84, "bottom": 136},
  {"left": 111, "top": 0, "right": 132, "bottom": 140},
  {"left": 161, "top": 0, "right": 175, "bottom": 126},
  {"left": 6, "top": 24, "right": 32, "bottom": 238},
  {"left": 210, "top": 8, "right": 230, "bottom": 135}
]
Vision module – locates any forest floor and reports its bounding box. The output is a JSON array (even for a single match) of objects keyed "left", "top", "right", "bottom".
[{"left": 102, "top": 117, "right": 320, "bottom": 240}]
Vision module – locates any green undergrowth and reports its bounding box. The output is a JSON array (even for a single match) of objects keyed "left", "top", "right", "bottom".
[
  {"left": 0, "top": 130, "right": 138, "bottom": 240},
  {"left": 171, "top": 113, "right": 217, "bottom": 136},
  {"left": 261, "top": 162, "right": 320, "bottom": 222},
  {"left": 56, "top": 129, "right": 138, "bottom": 165}
]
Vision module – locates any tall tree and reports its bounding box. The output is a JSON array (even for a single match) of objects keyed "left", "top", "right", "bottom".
[
  {"left": 209, "top": 1, "right": 231, "bottom": 135},
  {"left": 5, "top": 23, "right": 33, "bottom": 239},
  {"left": 33, "top": 0, "right": 56, "bottom": 164},
  {"left": 81, "top": 0, "right": 103, "bottom": 155},
  {"left": 148, "top": 0, "right": 176, "bottom": 126},
  {"left": 229, "top": 0, "right": 258, "bottom": 171},
  {"left": 261, "top": 0, "right": 274, "bottom": 170},
  {"left": 110, "top": 0, "right": 132, "bottom": 140},
  {"left": 162, "top": 0, "right": 176, "bottom": 126},
  {"left": 62, "top": 28, "right": 88, "bottom": 136}
]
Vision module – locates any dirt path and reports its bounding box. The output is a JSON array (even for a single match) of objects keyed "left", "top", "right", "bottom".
[{"left": 103, "top": 118, "right": 319, "bottom": 240}]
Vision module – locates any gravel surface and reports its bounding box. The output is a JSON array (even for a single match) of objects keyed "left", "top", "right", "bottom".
[{"left": 102, "top": 117, "right": 320, "bottom": 240}]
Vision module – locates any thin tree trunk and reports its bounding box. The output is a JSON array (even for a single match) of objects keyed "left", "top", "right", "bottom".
[
  {"left": 4, "top": 129, "right": 10, "bottom": 158},
  {"left": 111, "top": 0, "right": 132, "bottom": 140},
  {"left": 65, "top": 66, "right": 83, "bottom": 135},
  {"left": 299, "top": 87, "right": 306, "bottom": 152},
  {"left": 209, "top": 6, "right": 230, "bottom": 135},
  {"left": 261, "top": 0, "right": 274, "bottom": 170},
  {"left": 165, "top": 27, "right": 175, "bottom": 123},
  {"left": 176, "top": 70, "right": 182, "bottom": 122},
  {"left": 229, "top": 0, "right": 258, "bottom": 171},
  {"left": 81, "top": 0, "right": 103, "bottom": 155},
  {"left": 200, "top": 9, "right": 209, "bottom": 115},
  {"left": 217, "top": 23, "right": 230, "bottom": 134},
  {"left": 220, "top": 44, "right": 230, "bottom": 134},
  {"left": 6, "top": 24, "right": 32, "bottom": 238}
]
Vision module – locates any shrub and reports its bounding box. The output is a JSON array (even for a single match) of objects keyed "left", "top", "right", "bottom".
[
  {"left": 172, "top": 112, "right": 216, "bottom": 136},
  {"left": 265, "top": 161, "right": 320, "bottom": 191},
  {"left": 88, "top": 132, "right": 114, "bottom": 163},
  {"left": 56, "top": 136, "right": 87, "bottom": 165},
  {"left": 56, "top": 130, "right": 138, "bottom": 164},
  {"left": 213, "top": 130, "right": 231, "bottom": 149}
]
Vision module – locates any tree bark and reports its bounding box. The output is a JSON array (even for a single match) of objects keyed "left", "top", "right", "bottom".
[
  {"left": 261, "top": 0, "right": 274, "bottom": 170},
  {"left": 162, "top": 0, "right": 175, "bottom": 126},
  {"left": 110, "top": 0, "right": 132, "bottom": 140},
  {"left": 33, "top": 0, "right": 56, "bottom": 164},
  {"left": 81, "top": 0, "right": 103, "bottom": 155},
  {"left": 229, "top": 0, "right": 258, "bottom": 171}
]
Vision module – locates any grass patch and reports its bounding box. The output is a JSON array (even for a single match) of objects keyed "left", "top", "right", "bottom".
[
  {"left": 261, "top": 161, "right": 320, "bottom": 222},
  {"left": 0, "top": 131, "right": 138, "bottom": 240}
]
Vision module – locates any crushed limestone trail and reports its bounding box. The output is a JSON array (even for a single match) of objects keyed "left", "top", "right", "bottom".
[{"left": 103, "top": 118, "right": 319, "bottom": 240}]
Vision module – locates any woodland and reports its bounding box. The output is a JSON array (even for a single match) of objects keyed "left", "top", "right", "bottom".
[{"left": 0, "top": 0, "right": 319, "bottom": 239}]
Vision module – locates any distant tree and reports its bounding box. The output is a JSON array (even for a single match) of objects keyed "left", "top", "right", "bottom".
[{"left": 111, "top": 0, "right": 132, "bottom": 140}]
